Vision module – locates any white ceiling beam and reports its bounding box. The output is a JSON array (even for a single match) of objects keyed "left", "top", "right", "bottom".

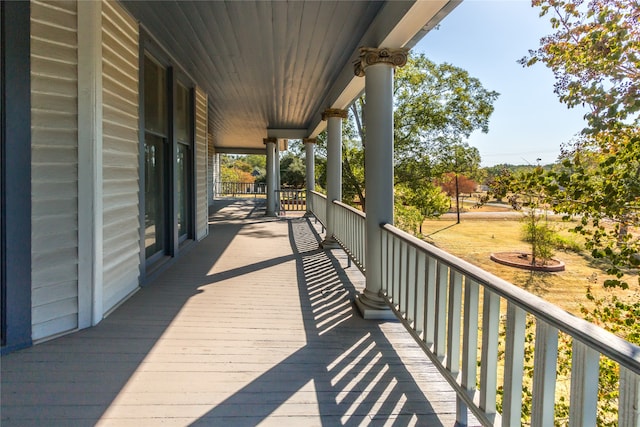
[{"left": 267, "top": 129, "right": 309, "bottom": 139}]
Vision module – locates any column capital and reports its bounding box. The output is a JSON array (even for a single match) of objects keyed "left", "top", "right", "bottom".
[
  {"left": 353, "top": 47, "right": 409, "bottom": 77},
  {"left": 303, "top": 138, "right": 317, "bottom": 145},
  {"left": 322, "top": 109, "right": 348, "bottom": 121},
  {"left": 263, "top": 137, "right": 277, "bottom": 145}
]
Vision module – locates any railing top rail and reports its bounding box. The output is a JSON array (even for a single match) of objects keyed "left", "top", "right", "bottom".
[
  {"left": 381, "top": 222, "right": 640, "bottom": 374},
  {"left": 333, "top": 200, "right": 366, "bottom": 219},
  {"left": 310, "top": 190, "right": 327, "bottom": 197}
]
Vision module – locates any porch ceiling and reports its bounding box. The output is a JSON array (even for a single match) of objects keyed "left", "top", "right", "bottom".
[{"left": 121, "top": 1, "right": 458, "bottom": 153}]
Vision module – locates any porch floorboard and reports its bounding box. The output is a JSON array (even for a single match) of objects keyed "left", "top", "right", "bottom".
[{"left": 2, "top": 199, "right": 479, "bottom": 426}]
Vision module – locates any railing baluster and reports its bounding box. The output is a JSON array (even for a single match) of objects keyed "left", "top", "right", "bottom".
[
  {"left": 381, "top": 229, "right": 388, "bottom": 294},
  {"left": 447, "top": 270, "right": 463, "bottom": 375},
  {"left": 619, "top": 366, "right": 640, "bottom": 427},
  {"left": 415, "top": 251, "right": 426, "bottom": 336},
  {"left": 568, "top": 340, "right": 600, "bottom": 427},
  {"left": 434, "top": 262, "right": 449, "bottom": 360},
  {"left": 503, "top": 302, "right": 526, "bottom": 427},
  {"left": 460, "top": 277, "right": 480, "bottom": 425},
  {"left": 399, "top": 241, "right": 407, "bottom": 316},
  {"left": 531, "top": 320, "right": 559, "bottom": 427},
  {"left": 480, "top": 288, "right": 500, "bottom": 417},
  {"left": 407, "top": 245, "right": 416, "bottom": 326},
  {"left": 387, "top": 231, "right": 393, "bottom": 295},
  {"left": 424, "top": 257, "right": 437, "bottom": 348},
  {"left": 393, "top": 235, "right": 401, "bottom": 308}
]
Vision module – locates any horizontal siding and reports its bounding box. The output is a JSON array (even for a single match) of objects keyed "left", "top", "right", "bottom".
[
  {"left": 195, "top": 88, "right": 208, "bottom": 240},
  {"left": 101, "top": 0, "right": 140, "bottom": 315},
  {"left": 30, "top": 0, "right": 79, "bottom": 341}
]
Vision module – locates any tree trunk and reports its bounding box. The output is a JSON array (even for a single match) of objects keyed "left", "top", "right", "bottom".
[{"left": 455, "top": 174, "right": 460, "bottom": 224}]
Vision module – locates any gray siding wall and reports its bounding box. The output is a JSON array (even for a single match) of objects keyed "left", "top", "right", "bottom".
[
  {"left": 30, "top": 0, "right": 79, "bottom": 341},
  {"left": 101, "top": 0, "right": 140, "bottom": 313},
  {"left": 195, "top": 88, "right": 208, "bottom": 240}
]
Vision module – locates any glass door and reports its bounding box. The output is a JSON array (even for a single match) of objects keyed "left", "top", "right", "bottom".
[
  {"left": 175, "top": 83, "right": 192, "bottom": 243},
  {"left": 143, "top": 54, "right": 169, "bottom": 262}
]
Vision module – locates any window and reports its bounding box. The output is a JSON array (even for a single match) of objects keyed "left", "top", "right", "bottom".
[
  {"left": 141, "top": 48, "right": 195, "bottom": 268},
  {"left": 143, "top": 54, "right": 168, "bottom": 261}
]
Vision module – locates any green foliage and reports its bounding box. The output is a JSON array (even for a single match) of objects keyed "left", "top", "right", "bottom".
[
  {"left": 280, "top": 153, "right": 306, "bottom": 188},
  {"left": 342, "top": 139, "right": 366, "bottom": 209},
  {"left": 550, "top": 136, "right": 640, "bottom": 289},
  {"left": 485, "top": 167, "right": 513, "bottom": 202},
  {"left": 220, "top": 155, "right": 256, "bottom": 183},
  {"left": 580, "top": 287, "right": 640, "bottom": 425},
  {"left": 521, "top": 0, "right": 639, "bottom": 134},
  {"left": 394, "top": 54, "right": 499, "bottom": 161},
  {"left": 552, "top": 234, "right": 583, "bottom": 252},
  {"left": 495, "top": 4, "right": 639, "bottom": 420},
  {"left": 519, "top": 0, "right": 640, "bottom": 289},
  {"left": 394, "top": 203, "right": 423, "bottom": 235},
  {"left": 396, "top": 182, "right": 450, "bottom": 234}
]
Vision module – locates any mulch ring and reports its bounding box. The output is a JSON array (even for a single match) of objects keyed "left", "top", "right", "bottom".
[{"left": 490, "top": 251, "right": 565, "bottom": 272}]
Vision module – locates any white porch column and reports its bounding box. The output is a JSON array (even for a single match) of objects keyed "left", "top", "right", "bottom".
[
  {"left": 276, "top": 141, "right": 281, "bottom": 194},
  {"left": 321, "top": 109, "right": 348, "bottom": 248},
  {"left": 264, "top": 137, "right": 277, "bottom": 216},
  {"left": 303, "top": 138, "right": 316, "bottom": 214},
  {"left": 211, "top": 152, "right": 220, "bottom": 198},
  {"left": 354, "top": 47, "right": 408, "bottom": 319}
]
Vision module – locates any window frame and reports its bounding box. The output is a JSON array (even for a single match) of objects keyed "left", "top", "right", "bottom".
[{"left": 138, "top": 33, "right": 197, "bottom": 280}]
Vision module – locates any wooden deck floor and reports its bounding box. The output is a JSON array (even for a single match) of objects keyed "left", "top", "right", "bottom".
[{"left": 1, "top": 199, "right": 478, "bottom": 426}]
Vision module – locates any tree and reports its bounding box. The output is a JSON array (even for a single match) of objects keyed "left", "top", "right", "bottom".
[
  {"left": 279, "top": 153, "right": 306, "bottom": 188},
  {"left": 520, "top": 0, "right": 640, "bottom": 289},
  {"left": 439, "top": 173, "right": 477, "bottom": 199},
  {"left": 396, "top": 182, "right": 450, "bottom": 234},
  {"left": 393, "top": 54, "right": 498, "bottom": 181},
  {"left": 432, "top": 142, "right": 482, "bottom": 223},
  {"left": 220, "top": 165, "right": 254, "bottom": 184}
]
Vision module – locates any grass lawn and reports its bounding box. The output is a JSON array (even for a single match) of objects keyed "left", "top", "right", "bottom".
[{"left": 419, "top": 216, "right": 637, "bottom": 316}]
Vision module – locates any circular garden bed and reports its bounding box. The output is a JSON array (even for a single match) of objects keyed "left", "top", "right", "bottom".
[{"left": 490, "top": 251, "right": 565, "bottom": 272}]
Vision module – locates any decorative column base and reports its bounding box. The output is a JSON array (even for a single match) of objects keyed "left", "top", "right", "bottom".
[
  {"left": 320, "top": 236, "right": 341, "bottom": 249},
  {"left": 355, "top": 290, "right": 396, "bottom": 320}
]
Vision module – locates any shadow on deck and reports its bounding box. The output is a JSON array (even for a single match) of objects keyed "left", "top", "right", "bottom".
[{"left": 1, "top": 199, "right": 476, "bottom": 426}]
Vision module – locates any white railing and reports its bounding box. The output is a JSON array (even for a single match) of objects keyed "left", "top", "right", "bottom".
[
  {"left": 380, "top": 224, "right": 640, "bottom": 426},
  {"left": 333, "top": 201, "right": 366, "bottom": 272},
  {"left": 310, "top": 191, "right": 327, "bottom": 227},
  {"left": 216, "top": 181, "right": 266, "bottom": 197},
  {"left": 276, "top": 189, "right": 306, "bottom": 213},
  {"left": 308, "top": 198, "right": 640, "bottom": 425}
]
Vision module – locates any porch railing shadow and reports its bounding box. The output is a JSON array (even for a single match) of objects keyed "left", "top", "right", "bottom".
[{"left": 189, "top": 217, "right": 467, "bottom": 426}]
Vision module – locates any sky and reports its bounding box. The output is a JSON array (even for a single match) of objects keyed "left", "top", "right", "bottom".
[{"left": 413, "top": 0, "right": 590, "bottom": 167}]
